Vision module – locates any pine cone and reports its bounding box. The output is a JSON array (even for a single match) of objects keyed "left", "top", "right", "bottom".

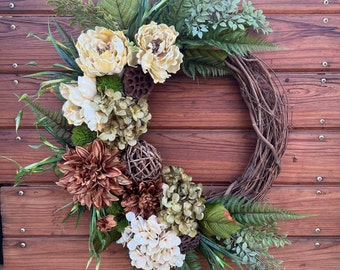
[
  {"left": 123, "top": 66, "right": 154, "bottom": 98},
  {"left": 179, "top": 232, "right": 201, "bottom": 254}
]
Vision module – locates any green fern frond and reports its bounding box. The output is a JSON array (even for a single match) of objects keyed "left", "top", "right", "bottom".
[
  {"left": 182, "top": 48, "right": 231, "bottom": 78},
  {"left": 180, "top": 31, "right": 279, "bottom": 57},
  {"left": 213, "top": 195, "right": 309, "bottom": 227},
  {"left": 47, "top": 0, "right": 98, "bottom": 29},
  {"left": 18, "top": 94, "right": 73, "bottom": 147}
]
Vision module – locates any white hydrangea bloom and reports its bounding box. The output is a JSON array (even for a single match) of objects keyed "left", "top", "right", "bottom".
[{"left": 117, "top": 212, "right": 185, "bottom": 270}]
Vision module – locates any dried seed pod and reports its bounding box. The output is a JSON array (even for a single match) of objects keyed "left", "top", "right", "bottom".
[{"left": 123, "top": 66, "right": 154, "bottom": 98}]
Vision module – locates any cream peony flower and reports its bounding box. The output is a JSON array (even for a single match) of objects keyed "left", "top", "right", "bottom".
[
  {"left": 135, "top": 21, "right": 183, "bottom": 83},
  {"left": 60, "top": 76, "right": 108, "bottom": 131},
  {"left": 76, "top": 27, "right": 129, "bottom": 77}
]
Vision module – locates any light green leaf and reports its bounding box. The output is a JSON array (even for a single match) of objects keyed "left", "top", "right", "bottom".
[
  {"left": 15, "top": 110, "right": 23, "bottom": 133},
  {"left": 199, "top": 203, "right": 243, "bottom": 239}
]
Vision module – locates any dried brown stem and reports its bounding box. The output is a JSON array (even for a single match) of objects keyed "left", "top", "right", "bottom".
[{"left": 223, "top": 54, "right": 289, "bottom": 201}]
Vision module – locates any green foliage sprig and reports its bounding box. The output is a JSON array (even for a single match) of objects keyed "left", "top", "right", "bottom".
[
  {"left": 216, "top": 195, "right": 309, "bottom": 226},
  {"left": 18, "top": 94, "right": 73, "bottom": 147},
  {"left": 184, "top": 0, "right": 272, "bottom": 39},
  {"left": 224, "top": 226, "right": 290, "bottom": 270}
]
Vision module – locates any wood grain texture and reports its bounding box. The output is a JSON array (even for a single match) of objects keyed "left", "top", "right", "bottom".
[
  {"left": 2, "top": 185, "right": 339, "bottom": 237},
  {"left": 2, "top": 129, "right": 340, "bottom": 185},
  {"left": 1, "top": 0, "right": 340, "bottom": 269},
  {"left": 2, "top": 237, "right": 340, "bottom": 270},
  {"left": 1, "top": 15, "right": 340, "bottom": 73},
  {"left": 1, "top": 0, "right": 340, "bottom": 14},
  {"left": 1, "top": 72, "right": 340, "bottom": 129}
]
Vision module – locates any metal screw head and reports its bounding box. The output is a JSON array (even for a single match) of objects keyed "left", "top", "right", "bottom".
[
  {"left": 324, "top": 0, "right": 329, "bottom": 4},
  {"left": 322, "top": 61, "right": 328, "bottom": 67},
  {"left": 318, "top": 135, "right": 325, "bottom": 140},
  {"left": 20, "top": 242, "right": 26, "bottom": 248},
  {"left": 8, "top": 2, "right": 15, "bottom": 9},
  {"left": 20, "top": 228, "right": 26, "bottom": 233},
  {"left": 323, "top": 18, "right": 329, "bottom": 23},
  {"left": 18, "top": 190, "right": 24, "bottom": 196},
  {"left": 316, "top": 176, "right": 324, "bottom": 182},
  {"left": 10, "top": 24, "right": 16, "bottom": 30},
  {"left": 15, "top": 136, "right": 21, "bottom": 141},
  {"left": 12, "top": 63, "right": 18, "bottom": 69},
  {"left": 320, "top": 78, "right": 327, "bottom": 84},
  {"left": 13, "top": 79, "right": 19, "bottom": 85},
  {"left": 314, "top": 242, "right": 321, "bottom": 248},
  {"left": 315, "top": 228, "right": 321, "bottom": 234},
  {"left": 316, "top": 190, "right": 322, "bottom": 195},
  {"left": 319, "top": 118, "right": 326, "bottom": 125}
]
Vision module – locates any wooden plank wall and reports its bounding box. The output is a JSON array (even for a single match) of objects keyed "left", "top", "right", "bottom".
[{"left": 0, "top": 0, "right": 340, "bottom": 269}]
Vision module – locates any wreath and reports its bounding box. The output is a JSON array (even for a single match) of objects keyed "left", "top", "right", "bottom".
[{"left": 5, "top": 1, "right": 305, "bottom": 270}]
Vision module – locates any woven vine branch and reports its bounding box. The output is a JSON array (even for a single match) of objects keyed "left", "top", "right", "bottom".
[{"left": 223, "top": 54, "right": 289, "bottom": 201}]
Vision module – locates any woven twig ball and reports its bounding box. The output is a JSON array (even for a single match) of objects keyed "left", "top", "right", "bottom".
[
  {"left": 123, "top": 66, "right": 154, "bottom": 98},
  {"left": 179, "top": 232, "right": 201, "bottom": 254},
  {"left": 123, "top": 140, "right": 162, "bottom": 182}
]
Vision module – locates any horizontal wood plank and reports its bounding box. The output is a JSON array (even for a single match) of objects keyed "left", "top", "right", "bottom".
[
  {"left": 1, "top": 185, "right": 339, "bottom": 237},
  {"left": 1, "top": 15, "right": 340, "bottom": 73},
  {"left": 2, "top": 129, "right": 340, "bottom": 185},
  {"left": 2, "top": 237, "right": 340, "bottom": 270},
  {"left": 1, "top": 72, "right": 340, "bottom": 129},
  {"left": 1, "top": 0, "right": 340, "bottom": 15}
]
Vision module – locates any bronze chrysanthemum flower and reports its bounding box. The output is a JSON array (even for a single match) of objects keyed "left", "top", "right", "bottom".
[
  {"left": 121, "top": 178, "right": 163, "bottom": 219},
  {"left": 57, "top": 139, "right": 132, "bottom": 209}
]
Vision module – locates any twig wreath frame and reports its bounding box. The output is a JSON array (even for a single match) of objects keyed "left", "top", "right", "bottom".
[
  {"left": 223, "top": 54, "right": 288, "bottom": 201},
  {"left": 2, "top": 1, "right": 304, "bottom": 270}
]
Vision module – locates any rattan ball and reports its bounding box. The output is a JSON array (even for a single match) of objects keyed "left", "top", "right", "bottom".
[
  {"left": 123, "top": 140, "right": 162, "bottom": 182},
  {"left": 123, "top": 66, "right": 154, "bottom": 98}
]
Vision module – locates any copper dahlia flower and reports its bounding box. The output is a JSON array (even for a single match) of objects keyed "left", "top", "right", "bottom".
[
  {"left": 121, "top": 178, "right": 163, "bottom": 219},
  {"left": 57, "top": 139, "right": 132, "bottom": 209}
]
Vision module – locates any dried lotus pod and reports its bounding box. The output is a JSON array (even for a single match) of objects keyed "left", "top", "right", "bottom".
[
  {"left": 123, "top": 66, "right": 154, "bottom": 98},
  {"left": 179, "top": 232, "right": 201, "bottom": 254},
  {"left": 123, "top": 140, "right": 162, "bottom": 182}
]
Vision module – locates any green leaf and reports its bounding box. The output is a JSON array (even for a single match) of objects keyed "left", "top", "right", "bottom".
[
  {"left": 19, "top": 95, "right": 73, "bottom": 147},
  {"left": 48, "top": 22, "right": 82, "bottom": 73},
  {"left": 177, "top": 251, "right": 202, "bottom": 270},
  {"left": 199, "top": 203, "right": 243, "bottom": 239},
  {"left": 15, "top": 110, "right": 23, "bottom": 133},
  {"left": 97, "top": 0, "right": 140, "bottom": 30}
]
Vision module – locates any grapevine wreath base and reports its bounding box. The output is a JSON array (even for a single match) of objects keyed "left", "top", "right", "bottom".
[
  {"left": 223, "top": 54, "right": 288, "bottom": 200},
  {"left": 2, "top": 1, "right": 306, "bottom": 270}
]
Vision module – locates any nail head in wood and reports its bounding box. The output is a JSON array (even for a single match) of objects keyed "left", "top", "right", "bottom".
[{"left": 316, "top": 176, "right": 323, "bottom": 182}]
